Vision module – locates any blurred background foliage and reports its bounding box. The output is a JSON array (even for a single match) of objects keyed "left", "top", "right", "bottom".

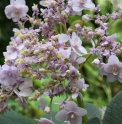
[{"left": 0, "top": 0, "right": 122, "bottom": 122}]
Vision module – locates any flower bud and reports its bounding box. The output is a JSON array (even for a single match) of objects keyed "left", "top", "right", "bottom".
[
  {"left": 44, "top": 106, "right": 50, "bottom": 113},
  {"left": 92, "top": 58, "right": 100, "bottom": 66}
]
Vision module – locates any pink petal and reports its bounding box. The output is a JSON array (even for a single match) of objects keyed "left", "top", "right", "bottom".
[
  {"left": 55, "top": 110, "right": 67, "bottom": 121},
  {"left": 58, "top": 34, "right": 69, "bottom": 44},
  {"left": 19, "top": 88, "right": 33, "bottom": 97}
]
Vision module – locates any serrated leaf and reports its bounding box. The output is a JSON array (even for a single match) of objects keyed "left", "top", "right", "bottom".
[
  {"left": 0, "top": 110, "right": 37, "bottom": 124},
  {"left": 84, "top": 117, "right": 100, "bottom": 124},
  {"left": 103, "top": 91, "right": 122, "bottom": 124},
  {"left": 84, "top": 102, "right": 101, "bottom": 119}
]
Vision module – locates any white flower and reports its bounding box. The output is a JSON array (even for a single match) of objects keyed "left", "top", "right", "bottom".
[
  {"left": 70, "top": 32, "right": 87, "bottom": 56},
  {"left": 71, "top": 0, "right": 95, "bottom": 12},
  {"left": 5, "top": 0, "right": 29, "bottom": 22},
  {"left": 19, "top": 77, "right": 33, "bottom": 97}
]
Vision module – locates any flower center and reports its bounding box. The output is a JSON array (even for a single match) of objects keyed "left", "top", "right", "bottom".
[
  {"left": 70, "top": 114, "right": 76, "bottom": 119},
  {"left": 80, "top": 0, "right": 85, "bottom": 3},
  {"left": 15, "top": 9, "right": 20, "bottom": 14},
  {"left": 112, "top": 66, "right": 118, "bottom": 75}
]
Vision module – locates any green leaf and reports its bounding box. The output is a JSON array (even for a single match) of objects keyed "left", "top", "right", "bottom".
[
  {"left": 0, "top": 110, "right": 37, "bottom": 124},
  {"left": 103, "top": 91, "right": 122, "bottom": 124},
  {"left": 84, "top": 102, "right": 101, "bottom": 119},
  {"left": 84, "top": 117, "right": 100, "bottom": 124}
]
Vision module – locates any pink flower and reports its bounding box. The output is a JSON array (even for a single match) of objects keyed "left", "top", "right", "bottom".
[
  {"left": 100, "top": 55, "right": 122, "bottom": 83},
  {"left": 18, "top": 77, "right": 33, "bottom": 97},
  {"left": 71, "top": 0, "right": 95, "bottom": 12},
  {"left": 70, "top": 32, "right": 87, "bottom": 56},
  {"left": 5, "top": 0, "right": 28, "bottom": 22},
  {"left": 55, "top": 101, "right": 87, "bottom": 124}
]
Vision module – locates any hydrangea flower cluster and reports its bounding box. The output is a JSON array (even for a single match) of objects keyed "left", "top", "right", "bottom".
[{"left": 1, "top": 0, "right": 122, "bottom": 123}]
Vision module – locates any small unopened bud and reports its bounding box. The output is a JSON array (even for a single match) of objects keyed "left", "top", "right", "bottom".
[
  {"left": 66, "top": 70, "right": 70, "bottom": 74},
  {"left": 82, "top": 14, "right": 91, "bottom": 22},
  {"left": 32, "top": 73, "right": 38, "bottom": 79},
  {"left": 28, "top": 97, "right": 34, "bottom": 101},
  {"left": 67, "top": 28, "right": 73, "bottom": 34},
  {"left": 56, "top": 52, "right": 62, "bottom": 59},
  {"left": 42, "top": 39, "right": 45, "bottom": 42},
  {"left": 51, "top": 40, "right": 56, "bottom": 45},
  {"left": 50, "top": 0, "right": 57, "bottom": 7},
  {"left": 50, "top": 46, "right": 54, "bottom": 51},
  {"left": 72, "top": 87, "right": 77, "bottom": 92},
  {"left": 34, "top": 50, "right": 40, "bottom": 54},
  {"left": 92, "top": 58, "right": 100, "bottom": 66},
  {"left": 29, "top": 18, "right": 34, "bottom": 23},
  {"left": 52, "top": 35, "right": 59, "bottom": 41},
  {"left": 16, "top": 59, "right": 24, "bottom": 64},
  {"left": 44, "top": 18, "right": 48, "bottom": 22},
  {"left": 44, "top": 106, "right": 50, "bottom": 113},
  {"left": 20, "top": 49, "right": 28, "bottom": 55}
]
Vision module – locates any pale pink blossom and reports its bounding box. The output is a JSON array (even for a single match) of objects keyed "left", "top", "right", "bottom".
[
  {"left": 71, "top": 0, "right": 95, "bottom": 12},
  {"left": 5, "top": 0, "right": 28, "bottom": 22},
  {"left": 70, "top": 32, "right": 87, "bottom": 56}
]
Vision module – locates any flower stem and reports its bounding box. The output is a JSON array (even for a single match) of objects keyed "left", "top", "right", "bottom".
[
  {"left": 50, "top": 97, "right": 53, "bottom": 121},
  {"left": 60, "top": 24, "right": 62, "bottom": 33},
  {"left": 63, "top": 23, "right": 67, "bottom": 33},
  {"left": 77, "top": 95, "right": 88, "bottom": 123}
]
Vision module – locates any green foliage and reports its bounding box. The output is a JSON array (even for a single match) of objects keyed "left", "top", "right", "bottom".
[
  {"left": 0, "top": 110, "right": 37, "bottom": 124},
  {"left": 84, "top": 117, "right": 100, "bottom": 124},
  {"left": 103, "top": 91, "right": 122, "bottom": 124},
  {"left": 84, "top": 102, "right": 101, "bottom": 120}
]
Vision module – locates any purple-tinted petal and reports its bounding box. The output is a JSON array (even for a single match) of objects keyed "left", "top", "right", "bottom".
[
  {"left": 70, "top": 52, "right": 77, "bottom": 61},
  {"left": 73, "top": 3, "right": 83, "bottom": 12},
  {"left": 58, "top": 34, "right": 69, "bottom": 44},
  {"left": 76, "top": 78, "right": 84, "bottom": 89},
  {"left": 72, "top": 92, "right": 79, "bottom": 99},
  {"left": 100, "top": 65, "right": 107, "bottom": 76},
  {"left": 75, "top": 107, "right": 87, "bottom": 116},
  {"left": 19, "top": 88, "right": 33, "bottom": 97},
  {"left": 108, "top": 55, "right": 119, "bottom": 64},
  {"left": 19, "top": 77, "right": 33, "bottom": 90},
  {"left": 17, "top": 44, "right": 25, "bottom": 50},
  {"left": 10, "top": 0, "right": 15, "bottom": 5},
  {"left": 83, "top": 0, "right": 95, "bottom": 10},
  {"left": 104, "top": 64, "right": 113, "bottom": 73},
  {"left": 70, "top": 117, "right": 82, "bottom": 124},
  {"left": 4, "top": 77, "right": 16, "bottom": 86},
  {"left": 76, "top": 57, "right": 86, "bottom": 64},
  {"left": 118, "top": 69, "right": 122, "bottom": 78},
  {"left": 44, "top": 89, "right": 52, "bottom": 96},
  {"left": 39, "top": 97, "right": 46, "bottom": 110},
  {"left": 65, "top": 101, "right": 77, "bottom": 111},
  {"left": 78, "top": 46, "right": 87, "bottom": 54},
  {"left": 9, "top": 52, "right": 18, "bottom": 59},
  {"left": 35, "top": 118, "right": 54, "bottom": 124},
  {"left": 118, "top": 77, "right": 122, "bottom": 83},
  {"left": 2, "top": 65, "right": 10, "bottom": 70},
  {"left": 15, "top": 0, "right": 26, "bottom": 5},
  {"left": 107, "top": 73, "right": 116, "bottom": 82},
  {"left": 55, "top": 110, "right": 67, "bottom": 121}
]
